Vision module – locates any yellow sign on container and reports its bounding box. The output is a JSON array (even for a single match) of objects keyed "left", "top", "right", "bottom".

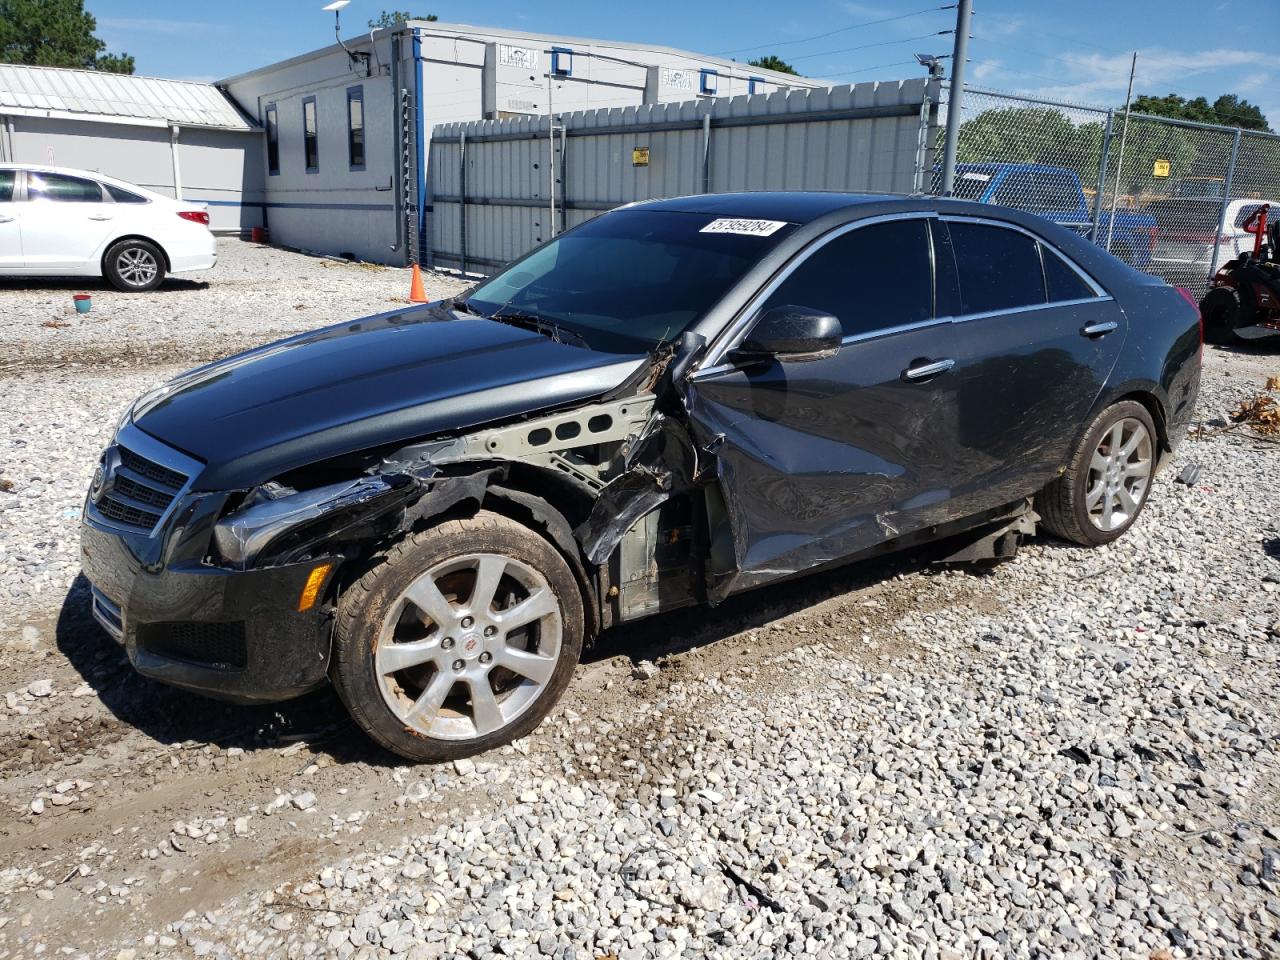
[
  {"left": 1152, "top": 159, "right": 1171, "bottom": 178},
  {"left": 632, "top": 147, "right": 650, "bottom": 167}
]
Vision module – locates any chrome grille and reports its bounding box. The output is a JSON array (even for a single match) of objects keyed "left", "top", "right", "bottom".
[
  {"left": 113, "top": 472, "right": 175, "bottom": 508},
  {"left": 118, "top": 445, "right": 187, "bottom": 490},
  {"left": 88, "top": 422, "right": 201, "bottom": 537},
  {"left": 96, "top": 494, "right": 164, "bottom": 530}
]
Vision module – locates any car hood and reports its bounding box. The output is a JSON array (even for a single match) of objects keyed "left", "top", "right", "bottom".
[{"left": 131, "top": 305, "right": 645, "bottom": 490}]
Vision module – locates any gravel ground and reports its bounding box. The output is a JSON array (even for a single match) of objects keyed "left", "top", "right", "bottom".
[
  {"left": 0, "top": 238, "right": 467, "bottom": 371},
  {"left": 0, "top": 242, "right": 1277, "bottom": 959}
]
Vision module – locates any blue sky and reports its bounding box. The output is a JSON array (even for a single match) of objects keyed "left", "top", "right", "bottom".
[{"left": 91, "top": 0, "right": 1280, "bottom": 126}]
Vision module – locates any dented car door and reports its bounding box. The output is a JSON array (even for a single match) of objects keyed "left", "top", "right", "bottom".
[{"left": 684, "top": 215, "right": 967, "bottom": 596}]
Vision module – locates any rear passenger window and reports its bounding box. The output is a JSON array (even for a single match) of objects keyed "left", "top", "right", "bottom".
[
  {"left": 0, "top": 170, "right": 13, "bottom": 202},
  {"left": 946, "top": 221, "right": 1045, "bottom": 315},
  {"left": 1041, "top": 245, "right": 1096, "bottom": 302},
  {"left": 105, "top": 183, "right": 147, "bottom": 203},
  {"left": 761, "top": 219, "right": 933, "bottom": 338},
  {"left": 28, "top": 172, "right": 103, "bottom": 202}
]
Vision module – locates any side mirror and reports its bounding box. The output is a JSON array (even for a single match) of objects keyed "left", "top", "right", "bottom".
[{"left": 730, "top": 305, "right": 842, "bottom": 364}]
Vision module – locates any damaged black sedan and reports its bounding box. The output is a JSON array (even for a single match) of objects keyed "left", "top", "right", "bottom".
[{"left": 81, "top": 193, "right": 1201, "bottom": 761}]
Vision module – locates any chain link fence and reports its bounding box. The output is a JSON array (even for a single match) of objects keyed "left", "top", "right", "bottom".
[{"left": 931, "top": 83, "right": 1280, "bottom": 292}]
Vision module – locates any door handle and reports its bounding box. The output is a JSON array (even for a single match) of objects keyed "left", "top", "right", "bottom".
[
  {"left": 902, "top": 358, "right": 955, "bottom": 381},
  {"left": 0, "top": 215, "right": 14, "bottom": 223},
  {"left": 88, "top": 214, "right": 114, "bottom": 222},
  {"left": 1081, "top": 320, "right": 1118, "bottom": 338}
]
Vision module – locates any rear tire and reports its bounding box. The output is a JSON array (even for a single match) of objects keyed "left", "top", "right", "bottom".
[
  {"left": 331, "top": 511, "right": 584, "bottom": 762},
  {"left": 1037, "top": 401, "right": 1158, "bottom": 547},
  {"left": 104, "top": 239, "right": 166, "bottom": 292}
]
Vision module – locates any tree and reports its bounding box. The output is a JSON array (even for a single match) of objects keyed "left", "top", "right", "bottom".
[
  {"left": 1131, "top": 91, "right": 1271, "bottom": 132},
  {"left": 0, "top": 0, "right": 133, "bottom": 73},
  {"left": 747, "top": 54, "right": 799, "bottom": 76},
  {"left": 955, "top": 106, "right": 1106, "bottom": 183},
  {"left": 1210, "top": 94, "right": 1269, "bottom": 132},
  {"left": 368, "top": 10, "right": 438, "bottom": 28}
]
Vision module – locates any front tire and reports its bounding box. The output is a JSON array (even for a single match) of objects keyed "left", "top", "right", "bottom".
[
  {"left": 331, "top": 511, "right": 584, "bottom": 762},
  {"left": 104, "top": 239, "right": 166, "bottom": 291},
  {"left": 1037, "top": 401, "right": 1157, "bottom": 546}
]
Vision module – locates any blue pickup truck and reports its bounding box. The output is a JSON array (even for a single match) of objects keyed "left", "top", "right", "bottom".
[{"left": 949, "top": 163, "right": 1159, "bottom": 268}]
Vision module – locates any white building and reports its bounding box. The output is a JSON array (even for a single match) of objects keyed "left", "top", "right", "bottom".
[
  {"left": 219, "top": 19, "right": 826, "bottom": 264},
  {"left": 0, "top": 21, "right": 827, "bottom": 263},
  {"left": 0, "top": 63, "right": 264, "bottom": 234}
]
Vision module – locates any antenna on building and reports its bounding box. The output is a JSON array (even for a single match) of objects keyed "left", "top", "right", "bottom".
[{"left": 322, "top": 0, "right": 370, "bottom": 73}]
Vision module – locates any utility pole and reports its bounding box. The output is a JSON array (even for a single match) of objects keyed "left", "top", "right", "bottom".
[
  {"left": 1105, "top": 52, "right": 1138, "bottom": 253},
  {"left": 938, "top": 0, "right": 972, "bottom": 196},
  {"left": 547, "top": 70, "right": 557, "bottom": 237}
]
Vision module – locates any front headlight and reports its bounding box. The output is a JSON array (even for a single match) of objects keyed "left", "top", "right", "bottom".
[{"left": 213, "top": 475, "right": 418, "bottom": 570}]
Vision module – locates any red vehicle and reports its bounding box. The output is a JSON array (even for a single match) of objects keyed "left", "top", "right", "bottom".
[{"left": 1199, "top": 203, "right": 1280, "bottom": 344}]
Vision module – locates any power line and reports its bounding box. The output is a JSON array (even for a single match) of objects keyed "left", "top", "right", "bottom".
[
  {"left": 823, "top": 59, "right": 928, "bottom": 80},
  {"left": 786, "top": 31, "right": 952, "bottom": 65},
  {"left": 718, "top": 5, "right": 951, "bottom": 56}
]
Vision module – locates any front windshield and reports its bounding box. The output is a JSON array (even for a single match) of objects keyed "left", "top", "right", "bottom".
[{"left": 466, "top": 209, "right": 797, "bottom": 354}]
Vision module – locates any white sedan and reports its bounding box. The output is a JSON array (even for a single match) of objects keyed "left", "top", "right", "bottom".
[{"left": 0, "top": 164, "right": 217, "bottom": 291}]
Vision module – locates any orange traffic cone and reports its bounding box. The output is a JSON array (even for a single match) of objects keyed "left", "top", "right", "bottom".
[{"left": 408, "top": 263, "right": 428, "bottom": 303}]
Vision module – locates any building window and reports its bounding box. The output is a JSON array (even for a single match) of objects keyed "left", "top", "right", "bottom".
[
  {"left": 551, "top": 46, "right": 573, "bottom": 77},
  {"left": 265, "top": 103, "right": 279, "bottom": 175},
  {"left": 748, "top": 76, "right": 763, "bottom": 95},
  {"left": 699, "top": 68, "right": 718, "bottom": 96},
  {"left": 347, "top": 86, "right": 365, "bottom": 170},
  {"left": 302, "top": 96, "right": 319, "bottom": 173}
]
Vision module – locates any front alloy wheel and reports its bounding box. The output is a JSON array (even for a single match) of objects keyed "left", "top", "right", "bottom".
[
  {"left": 374, "top": 553, "right": 563, "bottom": 741},
  {"left": 332, "top": 512, "right": 583, "bottom": 762}
]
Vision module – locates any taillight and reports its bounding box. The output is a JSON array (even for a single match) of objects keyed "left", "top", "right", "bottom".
[{"left": 177, "top": 210, "right": 210, "bottom": 226}]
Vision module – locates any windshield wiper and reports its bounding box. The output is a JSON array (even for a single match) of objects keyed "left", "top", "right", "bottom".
[
  {"left": 488, "top": 307, "right": 590, "bottom": 348},
  {"left": 447, "top": 297, "right": 485, "bottom": 317}
]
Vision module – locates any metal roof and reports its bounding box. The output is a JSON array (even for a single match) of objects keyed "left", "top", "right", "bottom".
[
  {"left": 219, "top": 20, "right": 828, "bottom": 88},
  {"left": 0, "top": 64, "right": 255, "bottom": 131}
]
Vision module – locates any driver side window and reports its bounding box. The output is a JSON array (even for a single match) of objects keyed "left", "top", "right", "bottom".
[{"left": 761, "top": 218, "right": 934, "bottom": 338}]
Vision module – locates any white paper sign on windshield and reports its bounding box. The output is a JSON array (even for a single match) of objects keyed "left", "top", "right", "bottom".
[{"left": 699, "top": 218, "right": 788, "bottom": 237}]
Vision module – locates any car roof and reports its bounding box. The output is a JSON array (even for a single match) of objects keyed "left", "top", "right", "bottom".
[
  {"left": 0, "top": 163, "right": 172, "bottom": 201},
  {"left": 954, "top": 162, "right": 1073, "bottom": 175},
  {"left": 629, "top": 191, "right": 1053, "bottom": 226},
  {"left": 0, "top": 162, "right": 108, "bottom": 176},
  {"left": 634, "top": 191, "right": 891, "bottom": 224}
]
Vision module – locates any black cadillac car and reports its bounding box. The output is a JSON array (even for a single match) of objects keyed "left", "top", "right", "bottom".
[{"left": 80, "top": 193, "right": 1202, "bottom": 761}]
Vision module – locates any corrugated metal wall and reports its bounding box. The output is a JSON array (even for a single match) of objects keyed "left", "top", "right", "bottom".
[{"left": 428, "top": 78, "right": 940, "bottom": 273}]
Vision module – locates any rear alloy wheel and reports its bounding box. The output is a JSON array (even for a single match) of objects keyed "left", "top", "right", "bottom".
[
  {"left": 331, "top": 512, "right": 583, "bottom": 762},
  {"left": 1037, "top": 400, "right": 1158, "bottom": 546},
  {"left": 104, "top": 239, "right": 166, "bottom": 292}
]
